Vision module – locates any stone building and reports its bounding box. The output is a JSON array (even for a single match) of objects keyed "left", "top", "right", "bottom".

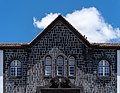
[{"left": 0, "top": 15, "right": 119, "bottom": 93}]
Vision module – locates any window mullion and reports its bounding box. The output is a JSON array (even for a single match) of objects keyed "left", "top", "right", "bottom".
[
  {"left": 103, "top": 60, "right": 105, "bottom": 76},
  {"left": 98, "top": 60, "right": 110, "bottom": 77},
  {"left": 103, "top": 67, "right": 105, "bottom": 76},
  {"left": 15, "top": 67, "right": 17, "bottom": 76}
]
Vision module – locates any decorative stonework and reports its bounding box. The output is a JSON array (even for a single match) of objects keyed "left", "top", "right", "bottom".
[{"left": 3, "top": 16, "right": 117, "bottom": 93}]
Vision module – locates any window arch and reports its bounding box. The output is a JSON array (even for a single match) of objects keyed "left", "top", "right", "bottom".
[
  {"left": 10, "top": 60, "right": 22, "bottom": 77},
  {"left": 45, "top": 56, "right": 52, "bottom": 76},
  {"left": 57, "top": 56, "right": 64, "bottom": 76},
  {"left": 68, "top": 56, "right": 75, "bottom": 76},
  {"left": 98, "top": 60, "right": 110, "bottom": 76}
]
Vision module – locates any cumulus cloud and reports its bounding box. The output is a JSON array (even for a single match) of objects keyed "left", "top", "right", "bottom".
[
  {"left": 33, "top": 7, "right": 120, "bottom": 43},
  {"left": 33, "top": 13, "right": 60, "bottom": 29},
  {"left": 0, "top": 76, "right": 3, "bottom": 93}
]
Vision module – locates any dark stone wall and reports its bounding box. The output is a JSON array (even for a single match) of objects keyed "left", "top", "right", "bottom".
[
  {"left": 4, "top": 49, "right": 28, "bottom": 93},
  {"left": 28, "top": 21, "right": 86, "bottom": 70},
  {"left": 3, "top": 21, "right": 117, "bottom": 93}
]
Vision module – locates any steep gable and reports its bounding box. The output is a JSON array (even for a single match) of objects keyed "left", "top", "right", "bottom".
[
  {"left": 0, "top": 15, "right": 120, "bottom": 49},
  {"left": 30, "top": 15, "right": 91, "bottom": 47}
]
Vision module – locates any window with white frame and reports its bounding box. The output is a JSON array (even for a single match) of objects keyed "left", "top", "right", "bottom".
[
  {"left": 69, "top": 56, "right": 75, "bottom": 76},
  {"left": 57, "top": 56, "right": 64, "bottom": 76},
  {"left": 98, "top": 60, "right": 110, "bottom": 76},
  {"left": 45, "top": 56, "right": 52, "bottom": 76},
  {"left": 10, "top": 60, "right": 22, "bottom": 77}
]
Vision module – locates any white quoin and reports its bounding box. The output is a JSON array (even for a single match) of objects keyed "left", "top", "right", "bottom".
[
  {"left": 117, "top": 50, "right": 120, "bottom": 93},
  {"left": 0, "top": 50, "right": 3, "bottom": 93},
  {"left": 0, "top": 50, "right": 3, "bottom": 74}
]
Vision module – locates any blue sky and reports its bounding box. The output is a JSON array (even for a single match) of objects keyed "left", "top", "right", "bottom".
[
  {"left": 0, "top": 0, "right": 120, "bottom": 43},
  {"left": 0, "top": 0, "right": 120, "bottom": 92}
]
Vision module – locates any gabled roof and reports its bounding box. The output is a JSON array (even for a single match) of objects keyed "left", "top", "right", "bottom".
[
  {"left": 29, "top": 15, "right": 91, "bottom": 47},
  {"left": 0, "top": 15, "right": 120, "bottom": 49}
]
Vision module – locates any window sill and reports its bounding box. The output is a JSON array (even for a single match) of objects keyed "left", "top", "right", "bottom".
[
  {"left": 68, "top": 76, "right": 76, "bottom": 79},
  {"left": 9, "top": 76, "right": 22, "bottom": 79},
  {"left": 97, "top": 76, "right": 111, "bottom": 80},
  {"left": 44, "top": 76, "right": 52, "bottom": 79},
  {"left": 56, "top": 76, "right": 64, "bottom": 78}
]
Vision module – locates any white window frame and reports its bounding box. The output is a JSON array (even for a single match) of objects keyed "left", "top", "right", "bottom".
[
  {"left": 10, "top": 60, "right": 22, "bottom": 77},
  {"left": 57, "top": 56, "right": 64, "bottom": 76},
  {"left": 98, "top": 60, "right": 110, "bottom": 76},
  {"left": 45, "top": 56, "right": 52, "bottom": 76},
  {"left": 68, "top": 56, "right": 75, "bottom": 76}
]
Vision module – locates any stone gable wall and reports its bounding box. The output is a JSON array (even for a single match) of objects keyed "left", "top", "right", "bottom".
[{"left": 4, "top": 21, "right": 117, "bottom": 93}]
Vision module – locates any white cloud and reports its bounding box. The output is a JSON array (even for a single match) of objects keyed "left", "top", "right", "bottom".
[
  {"left": 0, "top": 76, "right": 3, "bottom": 93},
  {"left": 33, "top": 7, "right": 120, "bottom": 43},
  {"left": 33, "top": 13, "right": 60, "bottom": 29}
]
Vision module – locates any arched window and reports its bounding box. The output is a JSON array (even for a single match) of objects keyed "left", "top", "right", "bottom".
[
  {"left": 45, "top": 56, "right": 52, "bottom": 76},
  {"left": 98, "top": 60, "right": 110, "bottom": 76},
  {"left": 57, "top": 56, "right": 64, "bottom": 76},
  {"left": 10, "top": 60, "right": 22, "bottom": 77},
  {"left": 68, "top": 56, "right": 75, "bottom": 76}
]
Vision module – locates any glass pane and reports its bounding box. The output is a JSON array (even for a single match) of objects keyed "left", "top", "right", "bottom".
[
  {"left": 69, "top": 56, "right": 75, "bottom": 65},
  {"left": 98, "top": 67, "right": 103, "bottom": 72},
  {"left": 10, "top": 61, "right": 15, "bottom": 66},
  {"left": 17, "top": 72, "right": 22, "bottom": 76},
  {"left": 17, "top": 68, "right": 22, "bottom": 74},
  {"left": 57, "top": 66, "right": 63, "bottom": 76},
  {"left": 16, "top": 60, "right": 21, "bottom": 66},
  {"left": 10, "top": 60, "right": 21, "bottom": 67},
  {"left": 99, "top": 73, "right": 103, "bottom": 76},
  {"left": 104, "top": 60, "right": 109, "bottom": 66},
  {"left": 11, "top": 72, "right": 15, "bottom": 76},
  {"left": 99, "top": 60, "right": 104, "bottom": 66},
  {"left": 98, "top": 67, "right": 103, "bottom": 76},
  {"left": 45, "top": 66, "right": 51, "bottom": 76},
  {"left": 10, "top": 60, "right": 22, "bottom": 77},
  {"left": 105, "top": 73, "right": 109, "bottom": 76},
  {"left": 105, "top": 67, "right": 109, "bottom": 73},
  {"left": 69, "top": 66, "right": 75, "bottom": 76},
  {"left": 45, "top": 56, "right": 51, "bottom": 65},
  {"left": 10, "top": 68, "right": 15, "bottom": 76},
  {"left": 70, "top": 66, "right": 74, "bottom": 70},
  {"left": 98, "top": 60, "right": 110, "bottom": 76},
  {"left": 99, "top": 60, "right": 109, "bottom": 66},
  {"left": 57, "top": 56, "right": 63, "bottom": 65}
]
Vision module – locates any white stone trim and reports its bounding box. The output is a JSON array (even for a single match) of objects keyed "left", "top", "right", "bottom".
[
  {"left": 0, "top": 50, "right": 3, "bottom": 75},
  {"left": 0, "top": 50, "right": 3, "bottom": 93},
  {"left": 117, "top": 50, "right": 120, "bottom": 93}
]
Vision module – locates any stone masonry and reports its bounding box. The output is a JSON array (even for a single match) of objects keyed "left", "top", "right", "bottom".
[{"left": 2, "top": 15, "right": 117, "bottom": 93}]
